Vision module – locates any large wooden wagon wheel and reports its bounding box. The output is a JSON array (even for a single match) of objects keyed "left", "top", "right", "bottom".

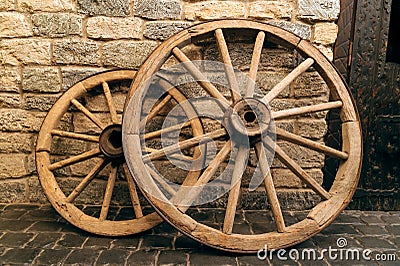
[
  {"left": 35, "top": 70, "right": 205, "bottom": 236},
  {"left": 123, "top": 20, "right": 362, "bottom": 252}
]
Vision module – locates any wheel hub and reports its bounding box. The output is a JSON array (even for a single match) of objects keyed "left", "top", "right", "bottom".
[
  {"left": 99, "top": 124, "right": 123, "bottom": 159},
  {"left": 225, "top": 98, "right": 271, "bottom": 139}
]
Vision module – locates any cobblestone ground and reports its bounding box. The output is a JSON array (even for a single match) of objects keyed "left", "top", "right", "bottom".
[{"left": 0, "top": 204, "right": 398, "bottom": 265}]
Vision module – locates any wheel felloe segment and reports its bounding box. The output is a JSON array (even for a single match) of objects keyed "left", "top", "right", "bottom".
[
  {"left": 35, "top": 70, "right": 204, "bottom": 236},
  {"left": 123, "top": 20, "right": 362, "bottom": 252}
]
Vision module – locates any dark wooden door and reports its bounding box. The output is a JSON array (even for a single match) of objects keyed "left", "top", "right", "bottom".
[{"left": 334, "top": 0, "right": 399, "bottom": 210}]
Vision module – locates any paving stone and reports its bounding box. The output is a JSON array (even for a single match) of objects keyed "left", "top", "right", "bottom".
[
  {"left": 215, "top": 210, "right": 245, "bottom": 224},
  {"left": 189, "top": 209, "right": 217, "bottom": 222},
  {"left": 21, "top": 207, "right": 60, "bottom": 221},
  {"left": 282, "top": 212, "right": 299, "bottom": 226},
  {"left": 174, "top": 235, "right": 204, "bottom": 250},
  {"left": 55, "top": 233, "right": 87, "bottom": 248},
  {"left": 360, "top": 215, "right": 384, "bottom": 225},
  {"left": 0, "top": 219, "right": 33, "bottom": 231},
  {"left": 152, "top": 221, "right": 178, "bottom": 235},
  {"left": 356, "top": 236, "right": 397, "bottom": 249},
  {"left": 391, "top": 237, "right": 400, "bottom": 248},
  {"left": 58, "top": 220, "right": 88, "bottom": 234},
  {"left": 34, "top": 249, "right": 71, "bottom": 265},
  {"left": 97, "top": 249, "right": 130, "bottom": 265},
  {"left": 141, "top": 235, "right": 174, "bottom": 249},
  {"left": 329, "top": 259, "right": 378, "bottom": 266},
  {"left": 26, "top": 232, "right": 62, "bottom": 248},
  {"left": 84, "top": 236, "right": 113, "bottom": 249},
  {"left": 4, "top": 204, "right": 40, "bottom": 211},
  {"left": 385, "top": 225, "right": 400, "bottom": 235},
  {"left": 64, "top": 248, "right": 100, "bottom": 265},
  {"left": 0, "top": 248, "right": 40, "bottom": 264},
  {"left": 232, "top": 222, "right": 252, "bottom": 234},
  {"left": 237, "top": 254, "right": 269, "bottom": 265},
  {"left": 299, "top": 259, "right": 330, "bottom": 265},
  {"left": 292, "top": 238, "right": 317, "bottom": 249},
  {"left": 320, "top": 224, "right": 358, "bottom": 235},
  {"left": 332, "top": 213, "right": 362, "bottom": 224},
  {"left": 354, "top": 225, "right": 389, "bottom": 235},
  {"left": 112, "top": 237, "right": 140, "bottom": 249},
  {"left": 312, "top": 235, "right": 361, "bottom": 248},
  {"left": 158, "top": 250, "right": 187, "bottom": 265},
  {"left": 251, "top": 222, "right": 277, "bottom": 234},
  {"left": 189, "top": 250, "right": 237, "bottom": 266},
  {"left": 381, "top": 214, "right": 400, "bottom": 224},
  {"left": 0, "top": 209, "right": 26, "bottom": 219},
  {"left": 267, "top": 253, "right": 299, "bottom": 265},
  {"left": 28, "top": 221, "right": 63, "bottom": 232},
  {"left": 0, "top": 232, "right": 35, "bottom": 247},
  {"left": 127, "top": 250, "right": 158, "bottom": 265},
  {"left": 244, "top": 211, "right": 274, "bottom": 222}
]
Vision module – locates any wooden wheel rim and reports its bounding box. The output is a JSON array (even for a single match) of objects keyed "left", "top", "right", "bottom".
[
  {"left": 36, "top": 70, "right": 204, "bottom": 236},
  {"left": 123, "top": 20, "right": 362, "bottom": 252}
]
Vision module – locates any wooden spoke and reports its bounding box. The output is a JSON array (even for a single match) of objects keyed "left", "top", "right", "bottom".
[
  {"left": 51, "top": 130, "right": 99, "bottom": 143},
  {"left": 262, "top": 58, "right": 314, "bottom": 103},
  {"left": 222, "top": 145, "right": 248, "bottom": 234},
  {"left": 123, "top": 163, "right": 143, "bottom": 218},
  {"left": 145, "top": 147, "right": 194, "bottom": 163},
  {"left": 215, "top": 28, "right": 240, "bottom": 102},
  {"left": 273, "top": 101, "right": 343, "bottom": 120},
  {"left": 48, "top": 148, "right": 101, "bottom": 171},
  {"left": 270, "top": 142, "right": 331, "bottom": 200},
  {"left": 172, "top": 47, "right": 230, "bottom": 106},
  {"left": 102, "top": 81, "right": 118, "bottom": 124},
  {"left": 99, "top": 165, "right": 118, "bottom": 221},
  {"left": 146, "top": 165, "right": 177, "bottom": 196},
  {"left": 246, "top": 31, "right": 265, "bottom": 97},
  {"left": 145, "top": 94, "right": 172, "bottom": 124},
  {"left": 255, "top": 142, "right": 286, "bottom": 233},
  {"left": 175, "top": 140, "right": 232, "bottom": 210},
  {"left": 275, "top": 127, "right": 348, "bottom": 160},
  {"left": 143, "top": 128, "right": 227, "bottom": 162},
  {"left": 143, "top": 121, "right": 191, "bottom": 140},
  {"left": 66, "top": 159, "right": 107, "bottom": 203},
  {"left": 71, "top": 99, "right": 105, "bottom": 130}
]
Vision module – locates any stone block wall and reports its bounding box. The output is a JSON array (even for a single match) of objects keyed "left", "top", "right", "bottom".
[{"left": 0, "top": 0, "right": 340, "bottom": 207}]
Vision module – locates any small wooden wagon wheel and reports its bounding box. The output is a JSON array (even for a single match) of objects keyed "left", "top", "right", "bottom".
[
  {"left": 123, "top": 20, "right": 362, "bottom": 252},
  {"left": 36, "top": 70, "right": 205, "bottom": 236}
]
